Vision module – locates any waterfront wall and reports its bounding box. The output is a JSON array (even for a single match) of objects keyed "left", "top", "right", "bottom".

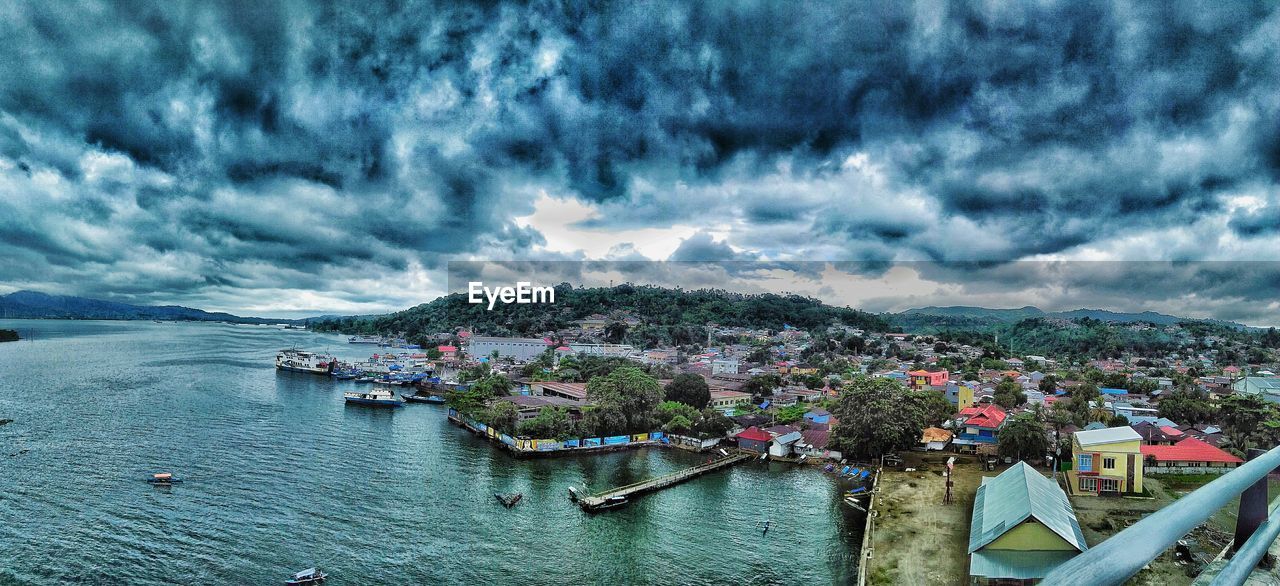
[
  {"left": 856, "top": 467, "right": 882, "bottom": 586},
  {"left": 448, "top": 408, "right": 667, "bottom": 457}
]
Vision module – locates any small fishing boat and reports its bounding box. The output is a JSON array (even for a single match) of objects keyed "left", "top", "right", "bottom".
[
  {"left": 343, "top": 388, "right": 405, "bottom": 407},
  {"left": 568, "top": 486, "right": 580, "bottom": 502},
  {"left": 495, "top": 493, "right": 523, "bottom": 508},
  {"left": 147, "top": 472, "right": 183, "bottom": 485},
  {"left": 403, "top": 393, "right": 446, "bottom": 404},
  {"left": 284, "top": 567, "right": 327, "bottom": 585},
  {"left": 844, "top": 498, "right": 866, "bottom": 512}
]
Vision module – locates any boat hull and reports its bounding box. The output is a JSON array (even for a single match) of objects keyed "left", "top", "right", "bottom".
[
  {"left": 344, "top": 397, "right": 404, "bottom": 407},
  {"left": 276, "top": 364, "right": 333, "bottom": 374}
]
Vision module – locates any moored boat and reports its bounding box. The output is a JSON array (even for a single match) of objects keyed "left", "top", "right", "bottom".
[
  {"left": 284, "top": 567, "right": 327, "bottom": 585},
  {"left": 275, "top": 349, "right": 337, "bottom": 375},
  {"left": 343, "top": 388, "right": 405, "bottom": 407},
  {"left": 348, "top": 335, "right": 381, "bottom": 344},
  {"left": 147, "top": 472, "right": 183, "bottom": 485},
  {"left": 403, "top": 392, "right": 446, "bottom": 404}
]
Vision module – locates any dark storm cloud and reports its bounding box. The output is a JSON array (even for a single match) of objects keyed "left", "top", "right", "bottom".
[{"left": 0, "top": 1, "right": 1278, "bottom": 315}]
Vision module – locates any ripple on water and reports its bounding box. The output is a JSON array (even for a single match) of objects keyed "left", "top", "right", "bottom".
[{"left": 0, "top": 320, "right": 862, "bottom": 585}]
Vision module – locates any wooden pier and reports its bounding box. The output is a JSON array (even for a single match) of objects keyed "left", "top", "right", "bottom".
[{"left": 573, "top": 452, "right": 752, "bottom": 512}]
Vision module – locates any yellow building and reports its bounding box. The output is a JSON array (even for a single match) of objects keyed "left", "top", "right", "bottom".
[
  {"left": 969, "top": 462, "right": 1087, "bottom": 583},
  {"left": 957, "top": 383, "right": 976, "bottom": 410},
  {"left": 708, "top": 389, "right": 751, "bottom": 411},
  {"left": 1067, "top": 426, "right": 1144, "bottom": 496}
]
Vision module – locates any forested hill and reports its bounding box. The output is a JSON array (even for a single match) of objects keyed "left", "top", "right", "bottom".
[
  {"left": 0, "top": 290, "right": 297, "bottom": 324},
  {"left": 310, "top": 284, "right": 890, "bottom": 343}
]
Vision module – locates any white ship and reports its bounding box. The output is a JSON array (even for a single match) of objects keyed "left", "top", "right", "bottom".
[
  {"left": 348, "top": 335, "right": 382, "bottom": 344},
  {"left": 275, "top": 349, "right": 337, "bottom": 374},
  {"left": 344, "top": 387, "right": 405, "bottom": 407}
]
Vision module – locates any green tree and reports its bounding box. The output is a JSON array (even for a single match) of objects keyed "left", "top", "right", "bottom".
[
  {"left": 829, "top": 377, "right": 926, "bottom": 458},
  {"left": 744, "top": 374, "right": 782, "bottom": 399},
  {"left": 998, "top": 413, "right": 1051, "bottom": 462},
  {"left": 1045, "top": 402, "right": 1074, "bottom": 445},
  {"left": 664, "top": 374, "right": 711, "bottom": 409},
  {"left": 446, "top": 389, "right": 488, "bottom": 417},
  {"left": 586, "top": 367, "right": 664, "bottom": 433},
  {"left": 993, "top": 377, "right": 1026, "bottom": 409},
  {"left": 1157, "top": 388, "right": 1216, "bottom": 425},
  {"left": 577, "top": 404, "right": 627, "bottom": 438},
  {"left": 458, "top": 363, "right": 492, "bottom": 383},
  {"left": 1219, "top": 394, "right": 1274, "bottom": 452},
  {"left": 1107, "top": 414, "right": 1130, "bottom": 428},
  {"left": 1128, "top": 378, "right": 1158, "bottom": 395},
  {"left": 517, "top": 407, "right": 574, "bottom": 440},
  {"left": 663, "top": 414, "right": 693, "bottom": 435},
  {"left": 1038, "top": 375, "right": 1059, "bottom": 393},
  {"left": 486, "top": 400, "right": 519, "bottom": 435},
  {"left": 912, "top": 390, "right": 956, "bottom": 427},
  {"left": 693, "top": 408, "right": 734, "bottom": 438},
  {"left": 471, "top": 374, "right": 513, "bottom": 398},
  {"left": 604, "top": 321, "right": 628, "bottom": 343},
  {"left": 655, "top": 400, "right": 700, "bottom": 426}
]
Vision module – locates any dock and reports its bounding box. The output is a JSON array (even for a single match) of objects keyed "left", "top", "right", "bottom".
[{"left": 574, "top": 452, "right": 752, "bottom": 512}]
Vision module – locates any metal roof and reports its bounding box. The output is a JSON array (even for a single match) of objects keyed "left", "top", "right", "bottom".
[
  {"left": 1241, "top": 377, "right": 1280, "bottom": 392},
  {"left": 969, "top": 462, "right": 1088, "bottom": 555},
  {"left": 772, "top": 431, "right": 803, "bottom": 445},
  {"left": 970, "top": 550, "right": 1080, "bottom": 580},
  {"left": 1075, "top": 426, "right": 1141, "bottom": 447}
]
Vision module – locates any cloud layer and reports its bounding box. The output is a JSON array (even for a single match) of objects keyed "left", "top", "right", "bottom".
[{"left": 1, "top": 1, "right": 1278, "bottom": 317}]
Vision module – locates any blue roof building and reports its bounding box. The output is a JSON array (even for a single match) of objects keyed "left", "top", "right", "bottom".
[{"left": 968, "top": 462, "right": 1088, "bottom": 583}]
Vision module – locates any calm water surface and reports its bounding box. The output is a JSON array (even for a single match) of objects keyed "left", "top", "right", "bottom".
[{"left": 0, "top": 321, "right": 861, "bottom": 585}]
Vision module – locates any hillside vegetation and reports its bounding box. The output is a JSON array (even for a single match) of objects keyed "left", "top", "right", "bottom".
[{"left": 311, "top": 284, "right": 890, "bottom": 345}]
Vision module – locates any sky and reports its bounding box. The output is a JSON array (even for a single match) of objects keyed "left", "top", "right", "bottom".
[{"left": 1, "top": 2, "right": 1279, "bottom": 322}]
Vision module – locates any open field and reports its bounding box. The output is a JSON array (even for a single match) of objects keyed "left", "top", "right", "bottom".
[{"left": 866, "top": 452, "right": 1010, "bottom": 585}]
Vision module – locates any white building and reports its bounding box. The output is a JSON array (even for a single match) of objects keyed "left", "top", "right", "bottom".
[
  {"left": 712, "top": 359, "right": 740, "bottom": 375},
  {"left": 467, "top": 336, "right": 550, "bottom": 362}
]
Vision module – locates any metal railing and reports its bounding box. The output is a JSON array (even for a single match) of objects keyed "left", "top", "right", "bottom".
[{"left": 1043, "top": 445, "right": 1280, "bottom": 585}]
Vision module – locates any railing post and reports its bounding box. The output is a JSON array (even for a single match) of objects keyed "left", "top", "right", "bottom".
[{"left": 1233, "top": 448, "right": 1269, "bottom": 556}]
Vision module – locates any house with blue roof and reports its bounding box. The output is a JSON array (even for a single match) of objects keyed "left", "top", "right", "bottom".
[
  {"left": 803, "top": 409, "right": 830, "bottom": 425},
  {"left": 968, "top": 462, "right": 1088, "bottom": 583}
]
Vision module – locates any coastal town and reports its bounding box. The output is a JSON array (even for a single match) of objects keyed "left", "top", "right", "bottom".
[{"left": 306, "top": 307, "right": 1280, "bottom": 585}]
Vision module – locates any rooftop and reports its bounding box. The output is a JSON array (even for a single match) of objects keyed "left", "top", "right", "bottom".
[
  {"left": 958, "top": 404, "right": 1007, "bottom": 429},
  {"left": 1140, "top": 437, "right": 1243, "bottom": 464},
  {"left": 735, "top": 426, "right": 771, "bottom": 442},
  {"left": 970, "top": 463, "right": 1087, "bottom": 552},
  {"left": 1075, "top": 426, "right": 1142, "bottom": 447}
]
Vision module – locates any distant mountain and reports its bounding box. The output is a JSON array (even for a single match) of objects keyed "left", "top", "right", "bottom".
[
  {"left": 0, "top": 290, "right": 300, "bottom": 324},
  {"left": 899, "top": 306, "right": 1046, "bottom": 320},
  {"left": 897, "top": 305, "right": 1250, "bottom": 329}
]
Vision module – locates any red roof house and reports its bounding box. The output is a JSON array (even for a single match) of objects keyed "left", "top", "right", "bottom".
[
  {"left": 954, "top": 404, "right": 1008, "bottom": 448},
  {"left": 1141, "top": 438, "right": 1243, "bottom": 473},
  {"left": 957, "top": 404, "right": 1008, "bottom": 429},
  {"left": 735, "top": 426, "right": 773, "bottom": 452}
]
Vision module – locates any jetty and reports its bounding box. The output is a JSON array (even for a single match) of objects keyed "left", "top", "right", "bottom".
[{"left": 573, "top": 452, "right": 752, "bottom": 512}]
